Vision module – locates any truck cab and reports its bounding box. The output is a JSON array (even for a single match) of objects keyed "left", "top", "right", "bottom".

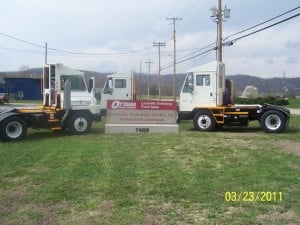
[
  {"left": 100, "top": 70, "right": 136, "bottom": 115},
  {"left": 43, "top": 64, "right": 100, "bottom": 113},
  {"left": 178, "top": 61, "right": 290, "bottom": 133},
  {"left": 180, "top": 61, "right": 219, "bottom": 117}
]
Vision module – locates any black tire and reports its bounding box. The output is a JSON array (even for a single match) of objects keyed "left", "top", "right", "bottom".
[
  {"left": 260, "top": 110, "right": 287, "bottom": 133},
  {"left": 0, "top": 116, "right": 27, "bottom": 141},
  {"left": 68, "top": 112, "right": 91, "bottom": 135},
  {"left": 193, "top": 110, "right": 216, "bottom": 131}
]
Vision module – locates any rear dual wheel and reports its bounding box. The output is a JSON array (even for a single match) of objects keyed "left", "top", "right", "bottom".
[
  {"left": 0, "top": 116, "right": 27, "bottom": 141},
  {"left": 260, "top": 110, "right": 287, "bottom": 133}
]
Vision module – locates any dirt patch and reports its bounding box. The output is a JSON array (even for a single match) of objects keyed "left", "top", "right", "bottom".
[
  {"left": 0, "top": 186, "right": 27, "bottom": 215},
  {"left": 37, "top": 201, "right": 69, "bottom": 225},
  {"left": 145, "top": 207, "right": 162, "bottom": 225},
  {"left": 274, "top": 141, "right": 300, "bottom": 156},
  {"left": 224, "top": 206, "right": 243, "bottom": 216},
  {"left": 258, "top": 210, "right": 298, "bottom": 224},
  {"left": 0, "top": 186, "right": 69, "bottom": 225},
  {"left": 88, "top": 200, "right": 114, "bottom": 217},
  {"left": 218, "top": 131, "right": 300, "bottom": 156},
  {"left": 60, "top": 199, "right": 115, "bottom": 224}
]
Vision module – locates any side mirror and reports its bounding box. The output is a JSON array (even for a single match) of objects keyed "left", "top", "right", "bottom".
[{"left": 88, "top": 78, "right": 93, "bottom": 93}]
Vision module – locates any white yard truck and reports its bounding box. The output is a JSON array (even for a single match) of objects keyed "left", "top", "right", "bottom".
[
  {"left": 0, "top": 63, "right": 135, "bottom": 141},
  {"left": 100, "top": 70, "right": 136, "bottom": 115},
  {"left": 178, "top": 61, "right": 290, "bottom": 133}
]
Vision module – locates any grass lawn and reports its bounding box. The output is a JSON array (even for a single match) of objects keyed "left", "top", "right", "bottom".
[
  {"left": 287, "top": 98, "right": 300, "bottom": 108},
  {"left": 0, "top": 116, "right": 299, "bottom": 224}
]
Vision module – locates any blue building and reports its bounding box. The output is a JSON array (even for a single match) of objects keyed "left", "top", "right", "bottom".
[{"left": 0, "top": 73, "right": 42, "bottom": 100}]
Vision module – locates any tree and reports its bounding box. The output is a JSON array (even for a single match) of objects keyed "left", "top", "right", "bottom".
[
  {"left": 241, "top": 85, "right": 258, "bottom": 98},
  {"left": 19, "top": 65, "right": 30, "bottom": 78},
  {"left": 150, "top": 85, "right": 158, "bottom": 98}
]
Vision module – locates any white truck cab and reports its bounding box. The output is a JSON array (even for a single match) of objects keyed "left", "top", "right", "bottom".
[
  {"left": 43, "top": 64, "right": 101, "bottom": 114},
  {"left": 100, "top": 70, "right": 136, "bottom": 115},
  {"left": 178, "top": 61, "right": 290, "bottom": 133},
  {"left": 180, "top": 61, "right": 219, "bottom": 111}
]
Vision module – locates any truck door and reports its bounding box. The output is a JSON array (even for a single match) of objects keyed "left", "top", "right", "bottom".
[
  {"left": 193, "top": 73, "right": 216, "bottom": 106},
  {"left": 113, "top": 78, "right": 132, "bottom": 99},
  {"left": 179, "top": 72, "right": 216, "bottom": 111}
]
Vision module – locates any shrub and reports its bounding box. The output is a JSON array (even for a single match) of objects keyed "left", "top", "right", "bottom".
[{"left": 234, "top": 96, "right": 289, "bottom": 106}]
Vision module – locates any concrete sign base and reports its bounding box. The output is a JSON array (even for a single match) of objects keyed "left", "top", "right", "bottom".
[{"left": 105, "top": 124, "right": 179, "bottom": 134}]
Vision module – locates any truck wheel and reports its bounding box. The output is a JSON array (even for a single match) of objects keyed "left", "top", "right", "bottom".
[
  {"left": 0, "top": 116, "right": 27, "bottom": 141},
  {"left": 68, "top": 112, "right": 91, "bottom": 135},
  {"left": 193, "top": 110, "right": 216, "bottom": 131},
  {"left": 260, "top": 110, "right": 286, "bottom": 133}
]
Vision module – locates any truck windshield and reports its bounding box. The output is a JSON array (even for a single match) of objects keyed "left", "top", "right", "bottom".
[
  {"left": 182, "top": 72, "right": 194, "bottom": 93},
  {"left": 61, "top": 75, "right": 86, "bottom": 91},
  {"left": 103, "top": 77, "right": 113, "bottom": 94}
]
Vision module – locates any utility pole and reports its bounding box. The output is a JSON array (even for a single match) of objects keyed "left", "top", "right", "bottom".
[
  {"left": 166, "top": 17, "right": 182, "bottom": 101},
  {"left": 210, "top": 0, "right": 230, "bottom": 63},
  {"left": 145, "top": 59, "right": 154, "bottom": 99},
  {"left": 45, "top": 42, "right": 48, "bottom": 64},
  {"left": 217, "top": 0, "right": 222, "bottom": 62},
  {"left": 153, "top": 42, "right": 165, "bottom": 99},
  {"left": 139, "top": 59, "right": 142, "bottom": 98}
]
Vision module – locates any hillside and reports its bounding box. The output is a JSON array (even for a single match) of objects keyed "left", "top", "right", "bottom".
[
  {"left": 1, "top": 68, "right": 299, "bottom": 97},
  {"left": 227, "top": 74, "right": 300, "bottom": 97}
]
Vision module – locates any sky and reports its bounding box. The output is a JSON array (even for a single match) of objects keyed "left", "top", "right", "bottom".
[{"left": 0, "top": 0, "right": 299, "bottom": 78}]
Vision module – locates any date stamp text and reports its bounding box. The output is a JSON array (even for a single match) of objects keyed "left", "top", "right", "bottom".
[{"left": 225, "top": 191, "right": 283, "bottom": 202}]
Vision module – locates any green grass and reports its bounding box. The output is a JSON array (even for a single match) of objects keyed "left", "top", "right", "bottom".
[
  {"left": 1, "top": 116, "right": 300, "bottom": 224},
  {"left": 287, "top": 98, "right": 300, "bottom": 108}
]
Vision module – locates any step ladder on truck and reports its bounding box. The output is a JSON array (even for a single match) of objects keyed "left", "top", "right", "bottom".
[{"left": 177, "top": 61, "right": 290, "bottom": 133}]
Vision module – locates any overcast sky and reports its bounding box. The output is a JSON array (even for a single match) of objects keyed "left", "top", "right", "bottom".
[{"left": 0, "top": 0, "right": 299, "bottom": 78}]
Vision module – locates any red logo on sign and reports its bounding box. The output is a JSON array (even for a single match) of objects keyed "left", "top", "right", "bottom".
[{"left": 107, "top": 100, "right": 177, "bottom": 110}]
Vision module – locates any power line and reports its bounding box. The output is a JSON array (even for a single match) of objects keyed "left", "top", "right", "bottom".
[
  {"left": 0, "top": 46, "right": 43, "bottom": 53},
  {"left": 47, "top": 46, "right": 153, "bottom": 56},
  {"left": 228, "top": 13, "right": 300, "bottom": 44},
  {"left": 161, "top": 47, "right": 215, "bottom": 70},
  {"left": 162, "top": 8, "right": 300, "bottom": 69},
  {"left": 0, "top": 32, "right": 44, "bottom": 48},
  {"left": 0, "top": 32, "right": 153, "bottom": 56},
  {"left": 224, "top": 6, "right": 300, "bottom": 41},
  {"left": 177, "top": 0, "right": 199, "bottom": 18}
]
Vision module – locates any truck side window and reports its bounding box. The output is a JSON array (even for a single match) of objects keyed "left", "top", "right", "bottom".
[
  {"left": 182, "top": 72, "right": 194, "bottom": 93},
  {"left": 115, "top": 79, "right": 126, "bottom": 88},
  {"left": 196, "top": 74, "right": 210, "bottom": 86}
]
